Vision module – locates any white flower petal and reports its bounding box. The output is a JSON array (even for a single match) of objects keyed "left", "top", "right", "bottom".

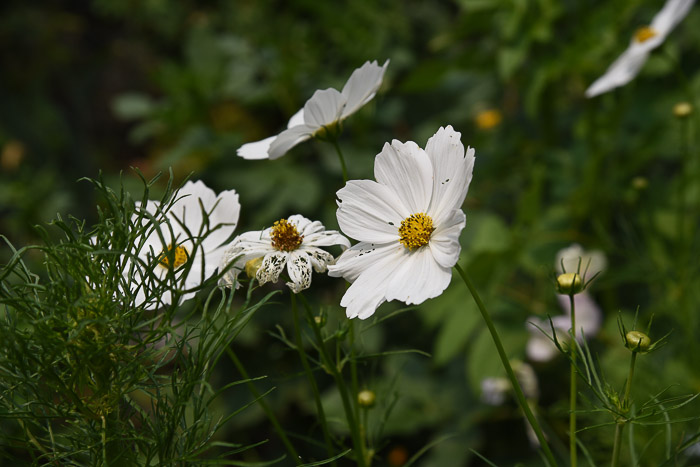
[
  {"left": 301, "top": 246, "right": 336, "bottom": 273},
  {"left": 237, "top": 136, "right": 276, "bottom": 160},
  {"left": 424, "top": 126, "right": 475, "bottom": 223},
  {"left": 202, "top": 189, "right": 240, "bottom": 249},
  {"left": 385, "top": 247, "right": 452, "bottom": 305},
  {"left": 585, "top": 47, "right": 650, "bottom": 98},
  {"left": 328, "top": 242, "right": 402, "bottom": 284},
  {"left": 287, "top": 108, "right": 305, "bottom": 128},
  {"left": 429, "top": 209, "right": 466, "bottom": 268},
  {"left": 340, "top": 59, "right": 389, "bottom": 119},
  {"left": 374, "top": 140, "right": 433, "bottom": 214},
  {"left": 286, "top": 251, "right": 313, "bottom": 293},
  {"left": 256, "top": 251, "right": 289, "bottom": 285},
  {"left": 303, "top": 88, "right": 345, "bottom": 128},
  {"left": 268, "top": 125, "right": 316, "bottom": 159},
  {"left": 304, "top": 230, "right": 351, "bottom": 249},
  {"left": 557, "top": 293, "right": 603, "bottom": 337},
  {"left": 651, "top": 0, "right": 695, "bottom": 36},
  {"left": 337, "top": 244, "right": 405, "bottom": 319},
  {"left": 336, "top": 179, "right": 407, "bottom": 243}
]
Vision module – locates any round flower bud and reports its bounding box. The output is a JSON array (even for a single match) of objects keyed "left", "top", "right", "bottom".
[
  {"left": 556, "top": 272, "right": 583, "bottom": 295},
  {"left": 673, "top": 102, "right": 693, "bottom": 118},
  {"left": 357, "top": 389, "right": 376, "bottom": 408},
  {"left": 314, "top": 314, "right": 326, "bottom": 327},
  {"left": 625, "top": 330, "right": 651, "bottom": 352},
  {"left": 244, "top": 257, "right": 264, "bottom": 279}
]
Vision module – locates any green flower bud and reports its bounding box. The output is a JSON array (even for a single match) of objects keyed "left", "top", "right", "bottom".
[
  {"left": 357, "top": 389, "right": 376, "bottom": 408},
  {"left": 556, "top": 272, "right": 583, "bottom": 295},
  {"left": 625, "top": 330, "right": 651, "bottom": 352},
  {"left": 245, "top": 257, "right": 263, "bottom": 279},
  {"left": 673, "top": 102, "right": 693, "bottom": 118}
]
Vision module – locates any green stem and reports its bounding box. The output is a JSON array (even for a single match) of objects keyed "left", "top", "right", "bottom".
[
  {"left": 298, "top": 293, "right": 367, "bottom": 467},
  {"left": 226, "top": 347, "right": 301, "bottom": 465},
  {"left": 454, "top": 263, "right": 557, "bottom": 466},
  {"left": 611, "top": 349, "right": 638, "bottom": 467},
  {"left": 570, "top": 293, "right": 577, "bottom": 467},
  {"left": 101, "top": 415, "right": 107, "bottom": 466},
  {"left": 290, "top": 293, "right": 336, "bottom": 465},
  {"left": 331, "top": 139, "right": 349, "bottom": 183},
  {"left": 611, "top": 422, "right": 624, "bottom": 467}
]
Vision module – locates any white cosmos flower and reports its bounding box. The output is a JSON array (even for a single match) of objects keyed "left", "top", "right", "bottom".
[
  {"left": 220, "top": 214, "right": 350, "bottom": 293},
  {"left": 130, "top": 180, "right": 240, "bottom": 309},
  {"left": 585, "top": 0, "right": 695, "bottom": 98},
  {"left": 328, "top": 126, "right": 475, "bottom": 319},
  {"left": 238, "top": 60, "right": 389, "bottom": 160}
]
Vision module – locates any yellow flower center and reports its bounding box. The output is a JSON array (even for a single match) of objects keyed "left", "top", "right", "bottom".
[
  {"left": 270, "top": 218, "right": 303, "bottom": 252},
  {"left": 398, "top": 213, "right": 434, "bottom": 250},
  {"left": 158, "top": 244, "right": 189, "bottom": 269},
  {"left": 634, "top": 26, "right": 657, "bottom": 43}
]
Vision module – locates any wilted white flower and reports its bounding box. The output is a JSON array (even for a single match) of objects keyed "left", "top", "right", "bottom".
[
  {"left": 131, "top": 180, "right": 240, "bottom": 309},
  {"left": 238, "top": 60, "right": 389, "bottom": 160},
  {"left": 328, "top": 126, "right": 475, "bottom": 319},
  {"left": 585, "top": 0, "right": 695, "bottom": 98},
  {"left": 220, "top": 214, "right": 349, "bottom": 293}
]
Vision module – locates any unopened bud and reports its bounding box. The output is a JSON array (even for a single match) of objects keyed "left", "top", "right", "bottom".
[
  {"left": 556, "top": 272, "right": 583, "bottom": 295},
  {"left": 357, "top": 389, "right": 376, "bottom": 408},
  {"left": 625, "top": 330, "right": 651, "bottom": 352},
  {"left": 673, "top": 102, "right": 693, "bottom": 118},
  {"left": 314, "top": 313, "right": 326, "bottom": 327},
  {"left": 245, "top": 257, "right": 263, "bottom": 279}
]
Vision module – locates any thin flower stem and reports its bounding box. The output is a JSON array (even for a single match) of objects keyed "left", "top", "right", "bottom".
[
  {"left": 611, "top": 350, "right": 637, "bottom": 467},
  {"left": 454, "top": 263, "right": 557, "bottom": 467},
  {"left": 226, "top": 347, "right": 302, "bottom": 466},
  {"left": 290, "top": 293, "right": 337, "bottom": 465},
  {"left": 570, "top": 293, "right": 578, "bottom": 467},
  {"left": 298, "top": 293, "right": 367, "bottom": 467},
  {"left": 101, "top": 415, "right": 107, "bottom": 467},
  {"left": 331, "top": 139, "right": 349, "bottom": 183}
]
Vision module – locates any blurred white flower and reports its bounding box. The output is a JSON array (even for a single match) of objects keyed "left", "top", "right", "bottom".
[
  {"left": 238, "top": 60, "right": 389, "bottom": 160},
  {"left": 131, "top": 180, "right": 240, "bottom": 309},
  {"left": 585, "top": 0, "right": 695, "bottom": 98},
  {"left": 220, "top": 215, "right": 349, "bottom": 293},
  {"left": 527, "top": 245, "right": 606, "bottom": 362},
  {"left": 328, "top": 126, "right": 475, "bottom": 319},
  {"left": 555, "top": 243, "right": 607, "bottom": 279}
]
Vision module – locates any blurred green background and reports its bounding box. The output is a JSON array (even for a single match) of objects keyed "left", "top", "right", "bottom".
[{"left": 2, "top": 0, "right": 700, "bottom": 465}]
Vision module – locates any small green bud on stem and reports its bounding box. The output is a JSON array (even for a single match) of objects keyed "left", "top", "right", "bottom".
[
  {"left": 625, "top": 330, "right": 651, "bottom": 352},
  {"left": 357, "top": 389, "right": 376, "bottom": 408},
  {"left": 556, "top": 272, "right": 583, "bottom": 295}
]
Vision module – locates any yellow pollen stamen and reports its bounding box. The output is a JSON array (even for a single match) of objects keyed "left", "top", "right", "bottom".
[
  {"left": 398, "top": 213, "right": 434, "bottom": 250},
  {"left": 270, "top": 218, "right": 303, "bottom": 252},
  {"left": 158, "top": 244, "right": 188, "bottom": 269},
  {"left": 634, "top": 26, "right": 657, "bottom": 43}
]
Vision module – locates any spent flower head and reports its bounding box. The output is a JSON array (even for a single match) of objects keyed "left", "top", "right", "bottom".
[
  {"left": 220, "top": 214, "right": 350, "bottom": 293},
  {"left": 237, "top": 60, "right": 389, "bottom": 160},
  {"left": 328, "top": 125, "right": 475, "bottom": 319}
]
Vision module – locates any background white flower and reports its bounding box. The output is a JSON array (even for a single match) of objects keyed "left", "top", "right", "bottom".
[
  {"left": 220, "top": 214, "right": 349, "bottom": 293},
  {"left": 585, "top": 0, "right": 695, "bottom": 98},
  {"left": 526, "top": 244, "right": 606, "bottom": 362},
  {"left": 328, "top": 125, "right": 475, "bottom": 319},
  {"left": 237, "top": 60, "right": 389, "bottom": 160},
  {"left": 130, "top": 180, "right": 240, "bottom": 309}
]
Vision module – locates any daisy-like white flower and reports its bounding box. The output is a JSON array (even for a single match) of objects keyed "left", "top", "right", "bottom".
[
  {"left": 237, "top": 60, "right": 389, "bottom": 160},
  {"left": 220, "top": 214, "right": 350, "bottom": 293},
  {"left": 585, "top": 0, "right": 695, "bottom": 98},
  {"left": 327, "top": 126, "right": 475, "bottom": 319},
  {"left": 131, "top": 180, "right": 240, "bottom": 309}
]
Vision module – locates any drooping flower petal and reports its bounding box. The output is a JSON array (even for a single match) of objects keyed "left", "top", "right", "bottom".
[
  {"left": 286, "top": 251, "right": 313, "bottom": 293},
  {"left": 237, "top": 136, "right": 276, "bottom": 160},
  {"left": 303, "top": 88, "right": 346, "bottom": 128},
  {"left": 268, "top": 124, "right": 316, "bottom": 160}
]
